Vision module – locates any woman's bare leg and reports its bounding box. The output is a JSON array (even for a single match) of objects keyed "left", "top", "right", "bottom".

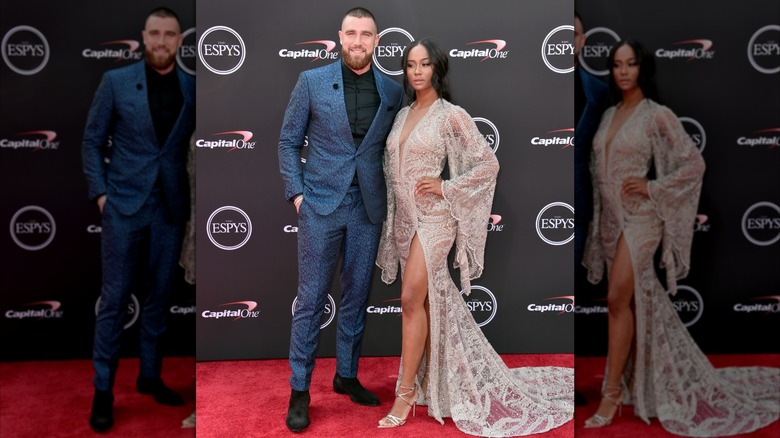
[
  {"left": 379, "top": 234, "right": 427, "bottom": 425},
  {"left": 587, "top": 234, "right": 634, "bottom": 424}
]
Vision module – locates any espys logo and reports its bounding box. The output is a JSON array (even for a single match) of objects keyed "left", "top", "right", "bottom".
[
  {"left": 473, "top": 117, "right": 500, "bottom": 153},
  {"left": 737, "top": 128, "right": 780, "bottom": 149},
  {"left": 694, "top": 214, "right": 711, "bottom": 233},
  {"left": 206, "top": 206, "right": 252, "bottom": 250},
  {"left": 488, "top": 214, "right": 504, "bottom": 232},
  {"left": 279, "top": 40, "right": 338, "bottom": 62},
  {"left": 656, "top": 39, "right": 715, "bottom": 61},
  {"left": 747, "top": 25, "right": 779, "bottom": 74},
  {"left": 733, "top": 295, "right": 780, "bottom": 314},
  {"left": 535, "top": 202, "right": 574, "bottom": 246},
  {"left": 741, "top": 202, "right": 780, "bottom": 246},
  {"left": 669, "top": 285, "right": 703, "bottom": 327},
  {"left": 679, "top": 117, "right": 706, "bottom": 152},
  {"left": 460, "top": 285, "right": 497, "bottom": 327},
  {"left": 201, "top": 301, "right": 260, "bottom": 320},
  {"left": 176, "top": 28, "right": 196, "bottom": 75},
  {"left": 0, "top": 130, "right": 60, "bottom": 151},
  {"left": 527, "top": 296, "right": 574, "bottom": 315},
  {"left": 372, "top": 27, "right": 414, "bottom": 76},
  {"left": 198, "top": 26, "right": 246, "bottom": 75},
  {"left": 82, "top": 39, "right": 142, "bottom": 62},
  {"left": 579, "top": 27, "right": 621, "bottom": 76},
  {"left": 5, "top": 301, "right": 63, "bottom": 320},
  {"left": 2, "top": 25, "right": 49, "bottom": 75},
  {"left": 196, "top": 131, "right": 256, "bottom": 151},
  {"left": 292, "top": 294, "right": 336, "bottom": 330},
  {"left": 10, "top": 205, "right": 55, "bottom": 251},
  {"left": 450, "top": 39, "right": 509, "bottom": 62},
  {"left": 531, "top": 128, "right": 574, "bottom": 149},
  {"left": 95, "top": 294, "right": 139, "bottom": 330},
  {"left": 541, "top": 25, "right": 574, "bottom": 74},
  {"left": 367, "top": 298, "right": 402, "bottom": 316}
]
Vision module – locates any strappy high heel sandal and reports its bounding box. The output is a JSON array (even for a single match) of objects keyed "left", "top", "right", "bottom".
[
  {"left": 584, "top": 384, "right": 624, "bottom": 428},
  {"left": 377, "top": 384, "right": 417, "bottom": 429}
]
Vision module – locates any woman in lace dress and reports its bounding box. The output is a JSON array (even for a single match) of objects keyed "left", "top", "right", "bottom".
[
  {"left": 583, "top": 39, "right": 779, "bottom": 435},
  {"left": 375, "top": 38, "right": 573, "bottom": 436}
]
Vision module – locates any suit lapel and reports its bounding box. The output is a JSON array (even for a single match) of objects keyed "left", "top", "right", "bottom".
[
  {"left": 131, "top": 62, "right": 159, "bottom": 149},
  {"left": 327, "top": 62, "right": 355, "bottom": 150},
  {"left": 357, "top": 65, "right": 392, "bottom": 152}
]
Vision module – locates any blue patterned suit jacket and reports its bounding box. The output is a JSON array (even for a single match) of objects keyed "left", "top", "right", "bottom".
[
  {"left": 82, "top": 61, "right": 196, "bottom": 224},
  {"left": 278, "top": 61, "right": 403, "bottom": 224}
]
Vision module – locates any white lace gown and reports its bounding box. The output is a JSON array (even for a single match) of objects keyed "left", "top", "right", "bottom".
[
  {"left": 377, "top": 99, "right": 574, "bottom": 437},
  {"left": 584, "top": 98, "right": 780, "bottom": 436}
]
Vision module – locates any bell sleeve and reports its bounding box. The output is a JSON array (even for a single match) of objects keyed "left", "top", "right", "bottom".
[
  {"left": 647, "top": 104, "right": 705, "bottom": 294},
  {"left": 441, "top": 105, "right": 500, "bottom": 295}
]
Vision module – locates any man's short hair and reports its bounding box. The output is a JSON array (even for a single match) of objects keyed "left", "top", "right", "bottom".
[
  {"left": 344, "top": 6, "right": 376, "bottom": 27},
  {"left": 147, "top": 6, "right": 181, "bottom": 27}
]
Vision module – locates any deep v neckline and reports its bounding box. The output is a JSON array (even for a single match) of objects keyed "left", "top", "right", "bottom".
[
  {"left": 397, "top": 103, "right": 434, "bottom": 174},
  {"left": 604, "top": 99, "right": 643, "bottom": 173}
]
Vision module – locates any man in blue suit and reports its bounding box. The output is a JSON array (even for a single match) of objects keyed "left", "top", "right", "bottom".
[
  {"left": 278, "top": 7, "right": 403, "bottom": 433},
  {"left": 82, "top": 7, "right": 195, "bottom": 432}
]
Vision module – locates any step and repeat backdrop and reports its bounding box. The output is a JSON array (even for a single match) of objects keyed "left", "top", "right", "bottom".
[
  {"left": 195, "top": 0, "right": 575, "bottom": 361},
  {"left": 575, "top": 0, "right": 780, "bottom": 356},
  {"left": 0, "top": 0, "right": 196, "bottom": 361}
]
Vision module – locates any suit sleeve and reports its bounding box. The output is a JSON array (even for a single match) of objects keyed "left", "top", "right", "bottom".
[
  {"left": 278, "top": 72, "right": 311, "bottom": 201},
  {"left": 81, "top": 73, "right": 114, "bottom": 202}
]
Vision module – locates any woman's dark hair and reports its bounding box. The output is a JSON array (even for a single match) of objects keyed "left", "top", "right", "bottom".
[
  {"left": 401, "top": 38, "right": 451, "bottom": 103},
  {"left": 607, "top": 39, "right": 660, "bottom": 104}
]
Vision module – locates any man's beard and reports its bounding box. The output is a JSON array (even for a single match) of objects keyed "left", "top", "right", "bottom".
[
  {"left": 342, "top": 46, "right": 371, "bottom": 71},
  {"left": 145, "top": 47, "right": 176, "bottom": 71}
]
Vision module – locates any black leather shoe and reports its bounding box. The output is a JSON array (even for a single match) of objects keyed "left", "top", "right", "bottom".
[
  {"left": 89, "top": 389, "right": 114, "bottom": 433},
  {"left": 136, "top": 375, "right": 184, "bottom": 406},
  {"left": 333, "top": 374, "right": 379, "bottom": 406},
  {"left": 575, "top": 390, "right": 587, "bottom": 406},
  {"left": 286, "top": 389, "right": 310, "bottom": 433}
]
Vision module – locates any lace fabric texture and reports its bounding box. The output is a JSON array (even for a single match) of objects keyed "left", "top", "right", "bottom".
[
  {"left": 377, "top": 99, "right": 574, "bottom": 436},
  {"left": 583, "top": 99, "right": 779, "bottom": 436}
]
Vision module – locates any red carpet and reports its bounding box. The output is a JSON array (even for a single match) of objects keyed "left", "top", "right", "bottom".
[
  {"left": 575, "top": 354, "right": 780, "bottom": 438},
  {"left": 0, "top": 357, "right": 195, "bottom": 437},
  {"left": 196, "top": 354, "right": 574, "bottom": 437}
]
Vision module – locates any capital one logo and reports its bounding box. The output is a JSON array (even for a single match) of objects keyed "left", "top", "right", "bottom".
[
  {"left": 372, "top": 27, "right": 414, "bottom": 76},
  {"left": 737, "top": 128, "right": 780, "bottom": 149},
  {"left": 0, "top": 130, "right": 60, "bottom": 151},
  {"left": 95, "top": 294, "right": 140, "bottom": 330},
  {"left": 176, "top": 28, "right": 196, "bottom": 75},
  {"left": 201, "top": 301, "right": 260, "bottom": 320},
  {"left": 541, "top": 25, "right": 574, "bottom": 74},
  {"left": 747, "top": 25, "right": 779, "bottom": 74},
  {"left": 527, "top": 296, "right": 574, "bottom": 315},
  {"left": 531, "top": 128, "right": 574, "bottom": 149},
  {"left": 449, "top": 40, "right": 509, "bottom": 62},
  {"left": 656, "top": 39, "right": 716, "bottom": 61},
  {"left": 741, "top": 202, "right": 780, "bottom": 246},
  {"left": 292, "top": 294, "right": 336, "bottom": 330},
  {"left": 198, "top": 25, "right": 246, "bottom": 75},
  {"left": 473, "top": 117, "right": 500, "bottom": 153},
  {"left": 10, "top": 205, "right": 56, "bottom": 251},
  {"left": 535, "top": 202, "right": 574, "bottom": 246},
  {"left": 488, "top": 214, "right": 504, "bottom": 232},
  {"left": 279, "top": 40, "right": 338, "bottom": 62},
  {"left": 679, "top": 117, "right": 707, "bottom": 153},
  {"left": 579, "top": 27, "right": 621, "bottom": 76},
  {"left": 195, "top": 130, "right": 256, "bottom": 151},
  {"left": 460, "top": 285, "right": 497, "bottom": 327},
  {"left": 82, "top": 39, "right": 142, "bottom": 62},
  {"left": 206, "top": 206, "right": 252, "bottom": 250},
  {"left": 668, "top": 285, "right": 703, "bottom": 327},
  {"left": 2, "top": 25, "right": 49, "bottom": 75},
  {"left": 5, "top": 300, "right": 63, "bottom": 320},
  {"left": 733, "top": 295, "right": 780, "bottom": 314}
]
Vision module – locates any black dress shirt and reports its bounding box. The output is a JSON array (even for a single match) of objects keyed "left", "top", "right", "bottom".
[
  {"left": 146, "top": 62, "right": 183, "bottom": 148},
  {"left": 341, "top": 62, "right": 380, "bottom": 149}
]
